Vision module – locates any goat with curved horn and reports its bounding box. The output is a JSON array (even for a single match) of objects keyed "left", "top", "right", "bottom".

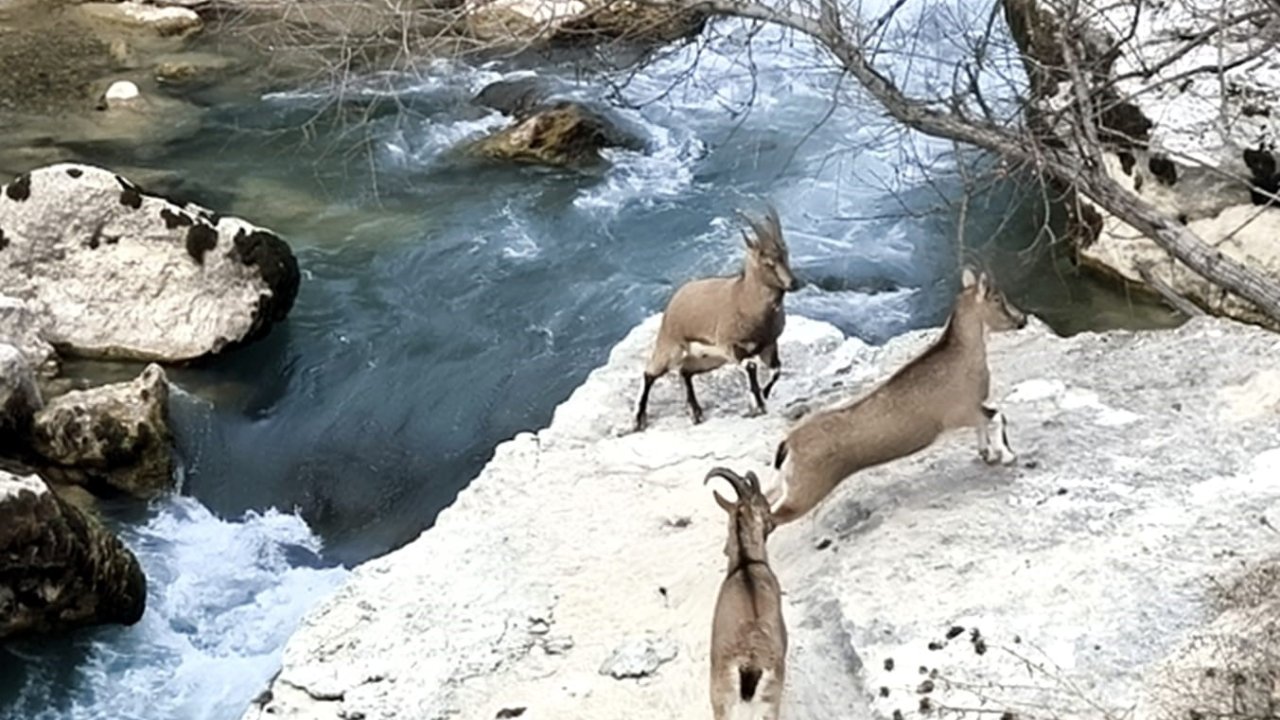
[{"left": 705, "top": 466, "right": 788, "bottom": 720}]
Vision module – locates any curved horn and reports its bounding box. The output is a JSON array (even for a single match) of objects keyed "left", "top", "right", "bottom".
[
  {"left": 764, "top": 204, "right": 782, "bottom": 245},
  {"left": 743, "top": 205, "right": 784, "bottom": 251},
  {"left": 705, "top": 466, "right": 751, "bottom": 500},
  {"left": 743, "top": 471, "right": 761, "bottom": 493}
]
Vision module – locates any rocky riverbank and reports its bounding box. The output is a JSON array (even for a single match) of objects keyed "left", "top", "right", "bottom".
[
  {"left": 1003, "top": 0, "right": 1280, "bottom": 328},
  {"left": 246, "top": 313, "right": 1280, "bottom": 720},
  {"left": 1, "top": 163, "right": 299, "bottom": 638}
]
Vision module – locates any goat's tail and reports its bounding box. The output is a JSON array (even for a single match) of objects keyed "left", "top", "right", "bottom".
[
  {"left": 773, "top": 441, "right": 789, "bottom": 470},
  {"left": 738, "top": 665, "right": 763, "bottom": 701}
]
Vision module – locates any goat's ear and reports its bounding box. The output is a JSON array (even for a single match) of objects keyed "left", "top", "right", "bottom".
[
  {"left": 961, "top": 267, "right": 978, "bottom": 289},
  {"left": 713, "top": 490, "right": 736, "bottom": 513},
  {"left": 741, "top": 229, "right": 758, "bottom": 251}
]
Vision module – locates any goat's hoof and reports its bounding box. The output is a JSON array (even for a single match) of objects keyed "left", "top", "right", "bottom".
[
  {"left": 633, "top": 418, "right": 648, "bottom": 433},
  {"left": 747, "top": 405, "right": 767, "bottom": 418},
  {"left": 981, "top": 447, "right": 1017, "bottom": 466},
  {"left": 691, "top": 412, "right": 705, "bottom": 425}
]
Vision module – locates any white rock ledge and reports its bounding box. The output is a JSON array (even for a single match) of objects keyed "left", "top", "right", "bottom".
[{"left": 246, "top": 314, "right": 1280, "bottom": 720}]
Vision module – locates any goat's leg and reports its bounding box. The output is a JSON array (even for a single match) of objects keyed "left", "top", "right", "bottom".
[
  {"left": 634, "top": 372, "right": 658, "bottom": 432},
  {"left": 978, "top": 405, "right": 1017, "bottom": 465},
  {"left": 744, "top": 361, "right": 767, "bottom": 416},
  {"left": 681, "top": 370, "right": 704, "bottom": 424},
  {"left": 756, "top": 672, "right": 784, "bottom": 720},
  {"left": 759, "top": 343, "right": 782, "bottom": 399},
  {"left": 770, "top": 484, "right": 805, "bottom": 525}
]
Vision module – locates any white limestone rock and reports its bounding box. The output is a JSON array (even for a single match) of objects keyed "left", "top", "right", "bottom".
[
  {"left": 76, "top": 2, "right": 203, "bottom": 37},
  {"left": 598, "top": 634, "right": 679, "bottom": 680},
  {"left": 0, "top": 295, "right": 56, "bottom": 375},
  {"left": 465, "top": 0, "right": 704, "bottom": 46},
  {"left": 0, "top": 164, "right": 299, "bottom": 362},
  {"left": 246, "top": 314, "right": 1280, "bottom": 720}
]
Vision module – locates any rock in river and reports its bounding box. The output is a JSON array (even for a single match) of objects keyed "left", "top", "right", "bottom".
[
  {"left": 470, "top": 101, "right": 646, "bottom": 168},
  {"left": 32, "top": 364, "right": 174, "bottom": 499},
  {"left": 0, "top": 164, "right": 300, "bottom": 362},
  {"left": 0, "top": 342, "right": 42, "bottom": 451},
  {"left": 0, "top": 469, "right": 147, "bottom": 639}
]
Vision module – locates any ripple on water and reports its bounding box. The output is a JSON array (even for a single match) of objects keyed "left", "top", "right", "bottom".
[{"left": 0, "top": 499, "right": 346, "bottom": 720}]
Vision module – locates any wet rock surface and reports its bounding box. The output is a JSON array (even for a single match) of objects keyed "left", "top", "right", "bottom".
[
  {"left": 470, "top": 100, "right": 646, "bottom": 168},
  {"left": 0, "top": 469, "right": 147, "bottom": 639}
]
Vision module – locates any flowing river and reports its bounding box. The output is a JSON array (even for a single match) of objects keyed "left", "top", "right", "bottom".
[{"left": 0, "top": 15, "right": 1177, "bottom": 720}]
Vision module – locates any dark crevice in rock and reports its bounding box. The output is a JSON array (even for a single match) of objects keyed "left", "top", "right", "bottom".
[
  {"left": 231, "top": 229, "right": 301, "bottom": 337},
  {"left": 1118, "top": 151, "right": 1136, "bottom": 176},
  {"left": 115, "top": 176, "right": 143, "bottom": 210},
  {"left": 161, "top": 208, "right": 193, "bottom": 229},
  {"left": 1243, "top": 147, "right": 1279, "bottom": 206},
  {"left": 1148, "top": 155, "right": 1178, "bottom": 186},
  {"left": 1098, "top": 101, "right": 1152, "bottom": 147},
  {"left": 185, "top": 223, "right": 218, "bottom": 264},
  {"left": 5, "top": 173, "right": 32, "bottom": 201}
]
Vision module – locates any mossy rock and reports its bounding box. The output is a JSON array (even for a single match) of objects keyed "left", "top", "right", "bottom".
[{"left": 469, "top": 101, "right": 645, "bottom": 168}]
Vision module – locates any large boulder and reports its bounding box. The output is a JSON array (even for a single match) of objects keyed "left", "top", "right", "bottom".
[
  {"left": 0, "top": 343, "right": 42, "bottom": 451},
  {"left": 470, "top": 100, "right": 646, "bottom": 168},
  {"left": 1002, "top": 0, "right": 1280, "bottom": 328},
  {"left": 0, "top": 470, "right": 147, "bottom": 639},
  {"left": 246, "top": 314, "right": 1280, "bottom": 720},
  {"left": 465, "top": 0, "right": 705, "bottom": 47},
  {"left": 74, "top": 2, "right": 204, "bottom": 38},
  {"left": 0, "top": 164, "right": 300, "bottom": 361},
  {"left": 31, "top": 364, "right": 174, "bottom": 499}
]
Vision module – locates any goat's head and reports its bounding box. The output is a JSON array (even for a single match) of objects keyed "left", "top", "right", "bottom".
[
  {"left": 960, "top": 267, "right": 1027, "bottom": 332},
  {"left": 741, "top": 205, "right": 798, "bottom": 293},
  {"left": 705, "top": 466, "right": 775, "bottom": 563}
]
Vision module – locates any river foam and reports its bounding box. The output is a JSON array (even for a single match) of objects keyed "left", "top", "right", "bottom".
[{"left": 1, "top": 499, "right": 345, "bottom": 720}]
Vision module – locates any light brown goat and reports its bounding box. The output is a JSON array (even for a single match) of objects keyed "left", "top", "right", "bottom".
[
  {"left": 706, "top": 467, "right": 788, "bottom": 720},
  {"left": 634, "top": 207, "right": 798, "bottom": 431},
  {"left": 769, "top": 268, "right": 1027, "bottom": 525}
]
